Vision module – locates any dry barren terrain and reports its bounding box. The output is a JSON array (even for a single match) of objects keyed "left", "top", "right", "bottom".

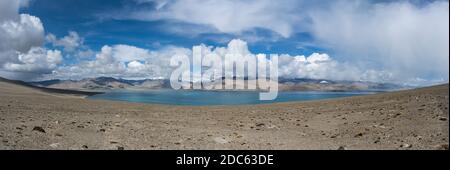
[{"left": 0, "top": 80, "right": 448, "bottom": 150}]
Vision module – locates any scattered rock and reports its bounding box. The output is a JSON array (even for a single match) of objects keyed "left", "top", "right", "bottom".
[
  {"left": 82, "top": 145, "right": 88, "bottom": 149},
  {"left": 213, "top": 137, "right": 229, "bottom": 144},
  {"left": 354, "top": 133, "right": 364, "bottom": 137},
  {"left": 99, "top": 129, "right": 106, "bottom": 132},
  {"left": 117, "top": 146, "right": 124, "bottom": 150},
  {"left": 49, "top": 143, "right": 60, "bottom": 148},
  {"left": 267, "top": 124, "right": 278, "bottom": 129},
  {"left": 374, "top": 139, "right": 380, "bottom": 144},
  {"left": 32, "top": 126, "right": 46, "bottom": 133},
  {"left": 438, "top": 117, "right": 447, "bottom": 121},
  {"left": 77, "top": 125, "right": 84, "bottom": 128},
  {"left": 436, "top": 144, "right": 449, "bottom": 150},
  {"left": 400, "top": 143, "right": 412, "bottom": 148},
  {"left": 255, "top": 123, "right": 265, "bottom": 127},
  {"left": 337, "top": 146, "right": 346, "bottom": 150},
  {"left": 55, "top": 133, "right": 63, "bottom": 137}
]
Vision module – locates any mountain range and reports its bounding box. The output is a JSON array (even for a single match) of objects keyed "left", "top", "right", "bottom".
[{"left": 29, "top": 77, "right": 406, "bottom": 92}]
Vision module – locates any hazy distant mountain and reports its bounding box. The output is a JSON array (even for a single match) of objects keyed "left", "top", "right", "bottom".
[
  {"left": 30, "top": 77, "right": 405, "bottom": 92},
  {"left": 278, "top": 78, "right": 405, "bottom": 92},
  {"left": 30, "top": 77, "right": 170, "bottom": 91}
]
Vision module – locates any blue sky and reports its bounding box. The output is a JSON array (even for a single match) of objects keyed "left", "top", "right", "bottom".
[
  {"left": 20, "top": 0, "right": 324, "bottom": 55},
  {"left": 1, "top": 0, "right": 449, "bottom": 86}
]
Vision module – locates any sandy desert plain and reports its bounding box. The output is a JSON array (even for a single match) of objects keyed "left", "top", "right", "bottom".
[{"left": 0, "top": 79, "right": 448, "bottom": 150}]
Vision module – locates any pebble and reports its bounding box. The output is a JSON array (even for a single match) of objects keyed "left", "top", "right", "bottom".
[
  {"left": 32, "top": 126, "right": 46, "bottom": 133},
  {"left": 354, "top": 133, "right": 364, "bottom": 137},
  {"left": 439, "top": 144, "right": 448, "bottom": 150},
  {"left": 400, "top": 143, "right": 412, "bottom": 148},
  {"left": 213, "top": 137, "right": 229, "bottom": 144},
  {"left": 49, "top": 143, "right": 60, "bottom": 148}
]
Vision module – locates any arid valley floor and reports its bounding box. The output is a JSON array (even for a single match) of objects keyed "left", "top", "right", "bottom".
[{"left": 0, "top": 80, "right": 448, "bottom": 150}]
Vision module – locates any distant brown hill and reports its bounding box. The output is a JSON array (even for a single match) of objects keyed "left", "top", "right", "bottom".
[{"left": 0, "top": 77, "right": 102, "bottom": 96}]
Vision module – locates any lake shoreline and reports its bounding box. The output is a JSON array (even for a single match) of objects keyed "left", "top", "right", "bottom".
[{"left": 87, "top": 89, "right": 376, "bottom": 106}]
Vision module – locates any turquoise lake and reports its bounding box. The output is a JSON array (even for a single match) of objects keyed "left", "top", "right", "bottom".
[{"left": 87, "top": 90, "right": 375, "bottom": 106}]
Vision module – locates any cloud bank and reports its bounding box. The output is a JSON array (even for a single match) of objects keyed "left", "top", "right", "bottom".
[
  {"left": 309, "top": 0, "right": 449, "bottom": 84},
  {"left": 117, "top": 0, "right": 449, "bottom": 85},
  {"left": 0, "top": 0, "right": 63, "bottom": 80},
  {"left": 48, "top": 38, "right": 390, "bottom": 83}
]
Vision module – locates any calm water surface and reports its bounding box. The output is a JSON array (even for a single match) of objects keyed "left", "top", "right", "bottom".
[{"left": 88, "top": 89, "right": 375, "bottom": 106}]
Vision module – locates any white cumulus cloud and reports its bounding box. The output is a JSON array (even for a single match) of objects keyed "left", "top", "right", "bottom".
[
  {"left": 47, "top": 44, "right": 191, "bottom": 80},
  {"left": 0, "top": 0, "right": 63, "bottom": 80},
  {"left": 308, "top": 0, "right": 449, "bottom": 84},
  {"left": 47, "top": 39, "right": 393, "bottom": 82},
  {"left": 46, "top": 31, "right": 83, "bottom": 52}
]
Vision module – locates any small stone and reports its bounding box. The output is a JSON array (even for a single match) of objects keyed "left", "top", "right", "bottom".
[
  {"left": 255, "top": 123, "right": 265, "bottom": 127},
  {"left": 354, "top": 133, "right": 364, "bottom": 137},
  {"left": 400, "top": 143, "right": 412, "bottom": 148},
  {"left": 213, "top": 137, "right": 228, "bottom": 144},
  {"left": 49, "top": 143, "right": 60, "bottom": 148},
  {"left": 55, "top": 133, "right": 63, "bottom": 137},
  {"left": 99, "top": 129, "right": 106, "bottom": 132},
  {"left": 337, "top": 146, "right": 346, "bottom": 150},
  {"left": 32, "top": 126, "right": 46, "bottom": 133},
  {"left": 82, "top": 145, "right": 88, "bottom": 149},
  {"left": 436, "top": 144, "right": 449, "bottom": 150},
  {"left": 438, "top": 117, "right": 447, "bottom": 121},
  {"left": 117, "top": 146, "right": 124, "bottom": 150}
]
